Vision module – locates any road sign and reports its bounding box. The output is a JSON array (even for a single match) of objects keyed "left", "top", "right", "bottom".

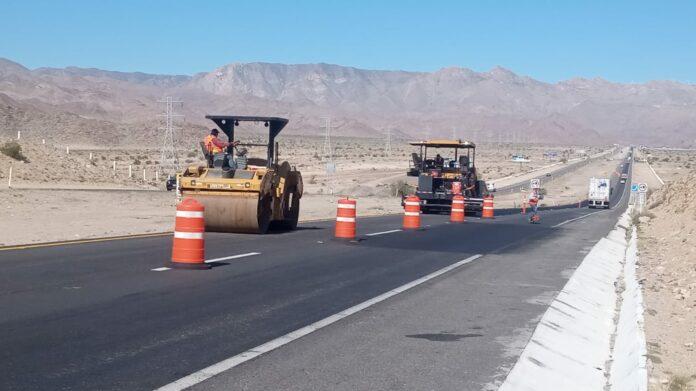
[
  {"left": 530, "top": 178, "right": 541, "bottom": 189},
  {"left": 631, "top": 184, "right": 639, "bottom": 192},
  {"left": 638, "top": 183, "right": 648, "bottom": 193}
]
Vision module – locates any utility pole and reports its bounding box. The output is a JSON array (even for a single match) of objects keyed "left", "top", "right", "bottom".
[{"left": 157, "top": 97, "right": 184, "bottom": 177}]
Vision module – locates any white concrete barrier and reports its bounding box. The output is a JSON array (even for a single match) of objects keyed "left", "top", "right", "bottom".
[
  {"left": 609, "top": 227, "right": 647, "bottom": 391},
  {"left": 499, "top": 211, "right": 634, "bottom": 391}
]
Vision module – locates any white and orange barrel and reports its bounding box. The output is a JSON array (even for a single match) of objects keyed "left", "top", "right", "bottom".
[
  {"left": 482, "top": 195, "right": 495, "bottom": 219},
  {"left": 169, "top": 197, "right": 209, "bottom": 270},
  {"left": 403, "top": 195, "right": 421, "bottom": 229},
  {"left": 521, "top": 201, "right": 527, "bottom": 214},
  {"left": 450, "top": 194, "right": 465, "bottom": 223},
  {"left": 335, "top": 198, "right": 357, "bottom": 240}
]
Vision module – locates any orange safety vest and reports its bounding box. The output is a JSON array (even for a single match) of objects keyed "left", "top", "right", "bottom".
[
  {"left": 204, "top": 134, "right": 223, "bottom": 154},
  {"left": 529, "top": 197, "right": 538, "bottom": 206}
]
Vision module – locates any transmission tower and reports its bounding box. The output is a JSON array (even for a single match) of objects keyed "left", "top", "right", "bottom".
[
  {"left": 157, "top": 97, "right": 184, "bottom": 175},
  {"left": 385, "top": 126, "right": 392, "bottom": 155},
  {"left": 322, "top": 117, "right": 333, "bottom": 162}
]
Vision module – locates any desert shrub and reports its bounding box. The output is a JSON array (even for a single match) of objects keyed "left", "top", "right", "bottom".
[
  {"left": 0, "top": 141, "right": 29, "bottom": 162},
  {"left": 389, "top": 180, "right": 414, "bottom": 197},
  {"left": 133, "top": 159, "right": 141, "bottom": 165},
  {"left": 187, "top": 151, "right": 197, "bottom": 158},
  {"left": 308, "top": 175, "right": 317, "bottom": 184}
]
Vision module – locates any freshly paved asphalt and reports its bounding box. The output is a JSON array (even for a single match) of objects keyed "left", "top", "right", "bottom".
[{"left": 0, "top": 157, "right": 631, "bottom": 390}]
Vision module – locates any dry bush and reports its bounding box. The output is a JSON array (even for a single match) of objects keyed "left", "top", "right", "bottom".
[{"left": 0, "top": 141, "right": 29, "bottom": 162}]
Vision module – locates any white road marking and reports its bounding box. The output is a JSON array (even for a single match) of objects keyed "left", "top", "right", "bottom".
[
  {"left": 552, "top": 211, "right": 603, "bottom": 228},
  {"left": 365, "top": 229, "right": 402, "bottom": 237},
  {"left": 205, "top": 252, "right": 260, "bottom": 263},
  {"left": 154, "top": 254, "right": 484, "bottom": 391},
  {"left": 151, "top": 253, "right": 261, "bottom": 271}
]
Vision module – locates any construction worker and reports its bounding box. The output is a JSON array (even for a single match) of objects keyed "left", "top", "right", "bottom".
[
  {"left": 204, "top": 128, "right": 239, "bottom": 154},
  {"left": 528, "top": 193, "right": 540, "bottom": 223},
  {"left": 434, "top": 154, "right": 445, "bottom": 168}
]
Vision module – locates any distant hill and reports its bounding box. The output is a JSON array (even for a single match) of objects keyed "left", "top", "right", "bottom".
[{"left": 1, "top": 57, "right": 695, "bottom": 146}]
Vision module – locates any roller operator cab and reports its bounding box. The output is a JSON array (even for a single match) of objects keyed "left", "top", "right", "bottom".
[
  {"left": 405, "top": 139, "right": 488, "bottom": 214},
  {"left": 176, "top": 116, "right": 303, "bottom": 234}
]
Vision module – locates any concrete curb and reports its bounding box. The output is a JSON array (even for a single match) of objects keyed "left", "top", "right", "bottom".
[{"left": 499, "top": 209, "right": 638, "bottom": 391}]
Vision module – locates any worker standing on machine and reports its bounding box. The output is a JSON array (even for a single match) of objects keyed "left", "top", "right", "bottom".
[
  {"left": 528, "top": 192, "right": 540, "bottom": 223},
  {"left": 204, "top": 128, "right": 238, "bottom": 154}
]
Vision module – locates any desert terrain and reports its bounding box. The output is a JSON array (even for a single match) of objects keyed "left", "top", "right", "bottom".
[
  {"left": 631, "top": 149, "right": 696, "bottom": 390},
  {"left": 1, "top": 132, "right": 603, "bottom": 246}
]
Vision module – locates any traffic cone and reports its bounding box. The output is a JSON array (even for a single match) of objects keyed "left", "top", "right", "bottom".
[
  {"left": 169, "top": 197, "right": 210, "bottom": 270},
  {"left": 482, "top": 195, "right": 495, "bottom": 219},
  {"left": 450, "top": 195, "right": 465, "bottom": 223},
  {"left": 403, "top": 195, "right": 421, "bottom": 229},
  {"left": 335, "top": 198, "right": 357, "bottom": 240}
]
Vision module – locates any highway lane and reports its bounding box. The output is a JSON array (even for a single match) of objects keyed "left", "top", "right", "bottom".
[{"left": 0, "top": 157, "right": 631, "bottom": 390}]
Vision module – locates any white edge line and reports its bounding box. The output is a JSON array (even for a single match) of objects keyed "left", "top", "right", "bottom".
[
  {"left": 154, "top": 253, "right": 483, "bottom": 391},
  {"left": 364, "top": 229, "right": 402, "bottom": 237},
  {"left": 552, "top": 210, "right": 603, "bottom": 228},
  {"left": 205, "top": 252, "right": 260, "bottom": 263},
  {"left": 152, "top": 267, "right": 171, "bottom": 272},
  {"left": 645, "top": 159, "right": 665, "bottom": 185}
]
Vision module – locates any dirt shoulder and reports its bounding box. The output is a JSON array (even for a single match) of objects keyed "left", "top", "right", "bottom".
[{"left": 632, "top": 167, "right": 696, "bottom": 390}]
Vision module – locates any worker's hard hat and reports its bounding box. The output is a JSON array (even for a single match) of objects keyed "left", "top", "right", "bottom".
[{"left": 210, "top": 128, "right": 219, "bottom": 135}]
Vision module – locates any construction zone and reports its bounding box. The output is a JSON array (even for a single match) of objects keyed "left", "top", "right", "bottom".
[{"left": 177, "top": 116, "right": 303, "bottom": 234}]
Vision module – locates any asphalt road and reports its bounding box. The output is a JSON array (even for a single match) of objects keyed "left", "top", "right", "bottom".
[{"left": 0, "top": 156, "right": 631, "bottom": 390}]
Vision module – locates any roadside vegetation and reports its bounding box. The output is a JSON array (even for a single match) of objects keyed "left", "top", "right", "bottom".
[{"left": 0, "top": 141, "right": 29, "bottom": 162}]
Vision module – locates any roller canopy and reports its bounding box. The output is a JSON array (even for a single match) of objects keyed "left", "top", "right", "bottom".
[{"left": 206, "top": 115, "right": 289, "bottom": 167}]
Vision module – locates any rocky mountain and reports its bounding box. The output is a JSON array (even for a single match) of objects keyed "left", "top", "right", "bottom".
[{"left": 1, "top": 57, "right": 695, "bottom": 146}]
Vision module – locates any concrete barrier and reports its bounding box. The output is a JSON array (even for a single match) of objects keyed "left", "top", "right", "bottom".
[
  {"left": 499, "top": 209, "right": 636, "bottom": 391},
  {"left": 609, "top": 226, "right": 648, "bottom": 391}
]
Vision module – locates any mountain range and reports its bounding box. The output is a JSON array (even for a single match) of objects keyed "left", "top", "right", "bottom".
[{"left": 1, "top": 57, "right": 695, "bottom": 146}]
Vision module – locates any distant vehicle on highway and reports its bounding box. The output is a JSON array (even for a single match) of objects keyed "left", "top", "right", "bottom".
[
  {"left": 588, "top": 177, "right": 611, "bottom": 209},
  {"left": 620, "top": 173, "right": 628, "bottom": 183},
  {"left": 511, "top": 155, "right": 530, "bottom": 163}
]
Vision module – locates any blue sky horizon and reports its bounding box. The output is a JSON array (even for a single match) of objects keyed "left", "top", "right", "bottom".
[{"left": 1, "top": 0, "right": 695, "bottom": 84}]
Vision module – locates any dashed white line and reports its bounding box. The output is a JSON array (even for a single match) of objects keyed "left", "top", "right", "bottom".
[
  {"left": 154, "top": 253, "right": 484, "bottom": 391},
  {"left": 552, "top": 210, "right": 603, "bottom": 228},
  {"left": 151, "top": 252, "right": 261, "bottom": 271},
  {"left": 365, "top": 229, "right": 402, "bottom": 237},
  {"left": 204, "top": 252, "right": 260, "bottom": 263}
]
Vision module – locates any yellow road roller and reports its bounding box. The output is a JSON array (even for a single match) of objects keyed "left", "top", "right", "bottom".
[{"left": 177, "top": 115, "right": 303, "bottom": 233}]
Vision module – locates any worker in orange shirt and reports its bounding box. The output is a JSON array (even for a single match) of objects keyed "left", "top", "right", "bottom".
[{"left": 204, "top": 128, "right": 239, "bottom": 154}]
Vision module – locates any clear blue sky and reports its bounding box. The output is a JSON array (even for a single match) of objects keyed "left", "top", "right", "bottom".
[{"left": 1, "top": 0, "right": 695, "bottom": 83}]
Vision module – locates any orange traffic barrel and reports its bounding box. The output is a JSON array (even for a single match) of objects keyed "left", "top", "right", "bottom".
[
  {"left": 169, "top": 197, "right": 210, "bottom": 270},
  {"left": 403, "top": 195, "right": 421, "bottom": 229},
  {"left": 450, "top": 195, "right": 465, "bottom": 223},
  {"left": 521, "top": 201, "right": 527, "bottom": 214},
  {"left": 482, "top": 195, "right": 495, "bottom": 219},
  {"left": 335, "top": 198, "right": 357, "bottom": 240}
]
